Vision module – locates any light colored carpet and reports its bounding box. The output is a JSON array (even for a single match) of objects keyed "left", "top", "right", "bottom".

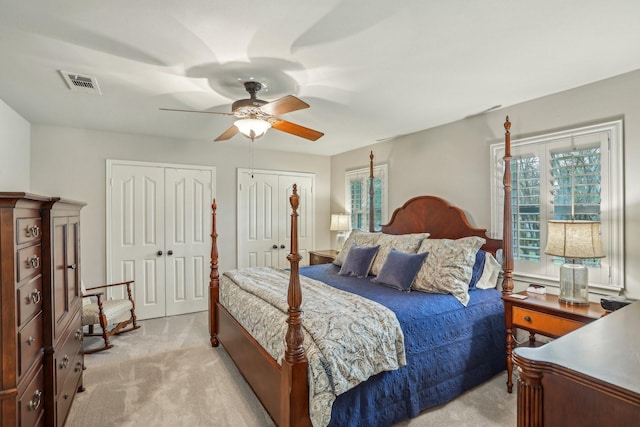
[{"left": 67, "top": 311, "right": 516, "bottom": 427}]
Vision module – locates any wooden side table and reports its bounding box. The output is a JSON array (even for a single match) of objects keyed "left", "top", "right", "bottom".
[
  {"left": 309, "top": 249, "right": 338, "bottom": 265},
  {"left": 503, "top": 290, "right": 606, "bottom": 392}
]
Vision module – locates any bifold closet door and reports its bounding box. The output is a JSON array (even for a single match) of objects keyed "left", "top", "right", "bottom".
[
  {"left": 237, "top": 169, "right": 314, "bottom": 269},
  {"left": 109, "top": 163, "right": 213, "bottom": 320}
]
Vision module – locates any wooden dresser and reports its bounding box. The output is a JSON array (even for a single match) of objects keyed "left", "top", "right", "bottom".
[
  {"left": 0, "top": 193, "right": 84, "bottom": 427},
  {"left": 309, "top": 249, "right": 338, "bottom": 265},
  {"left": 513, "top": 301, "right": 640, "bottom": 426}
]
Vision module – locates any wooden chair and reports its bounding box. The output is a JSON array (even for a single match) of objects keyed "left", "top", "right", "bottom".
[{"left": 81, "top": 280, "right": 140, "bottom": 354}]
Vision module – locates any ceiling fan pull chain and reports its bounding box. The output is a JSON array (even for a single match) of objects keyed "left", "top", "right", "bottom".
[{"left": 250, "top": 138, "right": 255, "bottom": 179}]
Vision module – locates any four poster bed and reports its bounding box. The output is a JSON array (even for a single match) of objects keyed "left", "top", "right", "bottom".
[{"left": 208, "top": 118, "right": 515, "bottom": 426}]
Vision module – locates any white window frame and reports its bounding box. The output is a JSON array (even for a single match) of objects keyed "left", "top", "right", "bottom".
[
  {"left": 490, "top": 120, "right": 624, "bottom": 294},
  {"left": 345, "top": 164, "right": 388, "bottom": 231}
]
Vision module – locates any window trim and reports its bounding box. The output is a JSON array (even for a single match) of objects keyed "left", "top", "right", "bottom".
[
  {"left": 490, "top": 120, "right": 624, "bottom": 294},
  {"left": 345, "top": 164, "right": 388, "bottom": 231}
]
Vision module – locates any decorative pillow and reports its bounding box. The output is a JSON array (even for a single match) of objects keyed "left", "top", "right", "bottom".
[
  {"left": 468, "top": 250, "right": 487, "bottom": 290},
  {"left": 339, "top": 244, "right": 380, "bottom": 278},
  {"left": 333, "top": 229, "right": 381, "bottom": 266},
  {"left": 373, "top": 249, "right": 429, "bottom": 291},
  {"left": 369, "top": 233, "right": 430, "bottom": 276},
  {"left": 412, "top": 236, "right": 486, "bottom": 306},
  {"left": 476, "top": 252, "right": 502, "bottom": 289}
]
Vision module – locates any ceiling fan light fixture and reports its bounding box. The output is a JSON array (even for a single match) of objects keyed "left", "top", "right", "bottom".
[{"left": 235, "top": 118, "right": 271, "bottom": 140}]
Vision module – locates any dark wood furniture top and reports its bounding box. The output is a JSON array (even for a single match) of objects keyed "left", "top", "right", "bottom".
[
  {"left": 208, "top": 118, "right": 515, "bottom": 427},
  {"left": 513, "top": 301, "right": 640, "bottom": 426},
  {"left": 309, "top": 249, "right": 338, "bottom": 265},
  {"left": 503, "top": 291, "right": 606, "bottom": 392}
]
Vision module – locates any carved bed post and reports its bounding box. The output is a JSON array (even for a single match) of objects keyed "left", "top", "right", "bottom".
[
  {"left": 281, "top": 184, "right": 311, "bottom": 427},
  {"left": 209, "top": 199, "right": 220, "bottom": 347},
  {"left": 369, "top": 151, "right": 375, "bottom": 232},
  {"left": 502, "top": 117, "right": 514, "bottom": 295}
]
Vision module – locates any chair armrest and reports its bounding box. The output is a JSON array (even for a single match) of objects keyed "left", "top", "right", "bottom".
[{"left": 85, "top": 280, "right": 135, "bottom": 291}]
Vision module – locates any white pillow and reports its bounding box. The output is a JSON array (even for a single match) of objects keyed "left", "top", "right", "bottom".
[
  {"left": 369, "top": 233, "right": 430, "bottom": 276},
  {"left": 333, "top": 229, "right": 381, "bottom": 266},
  {"left": 476, "top": 252, "right": 502, "bottom": 289}
]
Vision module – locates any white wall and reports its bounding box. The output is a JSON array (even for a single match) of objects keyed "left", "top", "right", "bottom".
[
  {"left": 30, "top": 126, "right": 331, "bottom": 285},
  {"left": 331, "top": 69, "right": 640, "bottom": 299},
  {"left": 0, "top": 98, "right": 30, "bottom": 191}
]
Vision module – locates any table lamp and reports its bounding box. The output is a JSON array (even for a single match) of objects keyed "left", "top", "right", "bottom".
[
  {"left": 330, "top": 214, "right": 351, "bottom": 252},
  {"left": 544, "top": 220, "right": 605, "bottom": 305}
]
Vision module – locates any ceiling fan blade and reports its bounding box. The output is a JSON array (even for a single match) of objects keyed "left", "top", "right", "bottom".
[
  {"left": 260, "top": 95, "right": 310, "bottom": 116},
  {"left": 214, "top": 125, "right": 239, "bottom": 141},
  {"left": 159, "top": 107, "right": 234, "bottom": 116},
  {"left": 271, "top": 119, "right": 324, "bottom": 141}
]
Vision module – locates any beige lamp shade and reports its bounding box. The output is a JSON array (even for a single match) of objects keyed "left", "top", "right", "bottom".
[
  {"left": 544, "top": 220, "right": 605, "bottom": 259},
  {"left": 330, "top": 214, "right": 351, "bottom": 232}
]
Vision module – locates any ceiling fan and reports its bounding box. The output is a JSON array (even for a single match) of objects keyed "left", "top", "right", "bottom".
[{"left": 160, "top": 81, "right": 324, "bottom": 142}]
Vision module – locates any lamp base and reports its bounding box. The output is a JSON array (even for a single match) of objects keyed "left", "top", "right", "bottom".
[
  {"left": 558, "top": 263, "right": 589, "bottom": 305},
  {"left": 335, "top": 231, "right": 348, "bottom": 252}
]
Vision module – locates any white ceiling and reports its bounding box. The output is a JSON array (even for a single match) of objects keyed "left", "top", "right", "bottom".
[{"left": 1, "top": 1, "right": 640, "bottom": 156}]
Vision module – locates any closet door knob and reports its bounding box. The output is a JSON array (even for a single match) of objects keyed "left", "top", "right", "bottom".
[
  {"left": 167, "top": 250, "right": 173, "bottom": 256},
  {"left": 157, "top": 250, "right": 163, "bottom": 256},
  {"left": 280, "top": 245, "right": 285, "bottom": 249},
  {"left": 272, "top": 245, "right": 278, "bottom": 249}
]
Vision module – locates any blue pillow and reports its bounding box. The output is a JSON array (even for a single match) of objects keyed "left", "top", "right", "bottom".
[
  {"left": 373, "top": 248, "right": 429, "bottom": 291},
  {"left": 468, "top": 250, "right": 487, "bottom": 290},
  {"left": 339, "top": 244, "right": 380, "bottom": 278}
]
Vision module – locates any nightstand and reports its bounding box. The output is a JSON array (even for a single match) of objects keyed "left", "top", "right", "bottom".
[
  {"left": 309, "top": 249, "right": 339, "bottom": 265},
  {"left": 503, "top": 290, "right": 606, "bottom": 393}
]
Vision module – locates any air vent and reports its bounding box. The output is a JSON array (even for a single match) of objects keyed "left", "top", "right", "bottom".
[{"left": 59, "top": 70, "right": 102, "bottom": 95}]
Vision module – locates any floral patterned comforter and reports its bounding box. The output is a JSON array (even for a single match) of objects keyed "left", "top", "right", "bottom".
[{"left": 220, "top": 267, "right": 406, "bottom": 427}]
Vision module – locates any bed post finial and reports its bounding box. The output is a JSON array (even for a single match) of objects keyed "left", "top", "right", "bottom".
[
  {"left": 502, "top": 117, "right": 514, "bottom": 295},
  {"left": 209, "top": 198, "right": 220, "bottom": 347}
]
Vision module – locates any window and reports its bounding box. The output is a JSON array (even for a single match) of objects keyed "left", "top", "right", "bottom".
[
  {"left": 345, "top": 164, "right": 388, "bottom": 231},
  {"left": 490, "top": 121, "right": 623, "bottom": 292}
]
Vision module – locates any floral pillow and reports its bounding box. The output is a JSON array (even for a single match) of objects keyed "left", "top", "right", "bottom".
[
  {"left": 333, "top": 229, "right": 381, "bottom": 266},
  {"left": 412, "top": 236, "right": 485, "bottom": 306},
  {"left": 369, "top": 233, "right": 429, "bottom": 276}
]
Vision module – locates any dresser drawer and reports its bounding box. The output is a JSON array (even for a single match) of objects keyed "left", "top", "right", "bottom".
[
  {"left": 17, "top": 276, "right": 43, "bottom": 327},
  {"left": 18, "top": 311, "right": 44, "bottom": 378},
  {"left": 56, "top": 358, "right": 83, "bottom": 427},
  {"left": 16, "top": 216, "right": 42, "bottom": 245},
  {"left": 55, "top": 310, "right": 83, "bottom": 398},
  {"left": 18, "top": 364, "right": 45, "bottom": 427},
  {"left": 17, "top": 243, "right": 42, "bottom": 283},
  {"left": 512, "top": 306, "right": 584, "bottom": 338}
]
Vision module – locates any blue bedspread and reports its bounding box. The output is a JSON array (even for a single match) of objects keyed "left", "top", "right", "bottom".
[{"left": 300, "top": 263, "right": 506, "bottom": 427}]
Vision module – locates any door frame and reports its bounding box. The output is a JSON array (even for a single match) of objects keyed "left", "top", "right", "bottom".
[{"left": 106, "top": 159, "right": 216, "bottom": 298}]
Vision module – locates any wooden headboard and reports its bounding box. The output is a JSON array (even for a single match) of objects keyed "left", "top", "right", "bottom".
[{"left": 381, "top": 196, "right": 502, "bottom": 257}]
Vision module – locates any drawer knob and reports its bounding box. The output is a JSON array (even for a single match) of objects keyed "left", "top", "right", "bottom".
[
  {"left": 524, "top": 315, "right": 532, "bottom": 322},
  {"left": 28, "top": 389, "right": 42, "bottom": 411},
  {"left": 60, "top": 354, "right": 70, "bottom": 369},
  {"left": 75, "top": 362, "right": 82, "bottom": 372},
  {"left": 27, "top": 336, "right": 36, "bottom": 345},
  {"left": 75, "top": 329, "right": 83, "bottom": 341}
]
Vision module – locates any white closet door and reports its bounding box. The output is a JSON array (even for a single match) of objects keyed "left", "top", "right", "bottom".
[
  {"left": 164, "top": 168, "right": 212, "bottom": 316},
  {"left": 109, "top": 164, "right": 166, "bottom": 320},
  {"left": 109, "top": 161, "right": 214, "bottom": 320},
  {"left": 237, "top": 169, "right": 314, "bottom": 269},
  {"left": 238, "top": 171, "right": 280, "bottom": 268}
]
